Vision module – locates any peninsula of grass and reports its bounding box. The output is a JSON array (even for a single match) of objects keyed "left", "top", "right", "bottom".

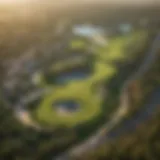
[{"left": 31, "top": 30, "right": 148, "bottom": 128}]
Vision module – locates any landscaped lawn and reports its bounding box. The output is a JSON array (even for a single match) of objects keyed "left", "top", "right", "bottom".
[{"left": 32, "top": 30, "right": 148, "bottom": 128}]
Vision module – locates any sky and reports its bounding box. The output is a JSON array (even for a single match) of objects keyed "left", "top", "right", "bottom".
[{"left": 0, "top": 0, "right": 159, "bottom": 6}]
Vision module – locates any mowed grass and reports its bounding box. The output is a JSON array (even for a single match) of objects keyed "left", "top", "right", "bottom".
[{"left": 33, "top": 30, "right": 148, "bottom": 127}]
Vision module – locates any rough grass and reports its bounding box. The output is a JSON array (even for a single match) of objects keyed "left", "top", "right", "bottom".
[{"left": 32, "top": 30, "right": 148, "bottom": 127}]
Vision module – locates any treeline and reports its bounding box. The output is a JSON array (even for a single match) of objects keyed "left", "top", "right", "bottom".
[
  {"left": 0, "top": 100, "right": 77, "bottom": 160},
  {"left": 80, "top": 112, "right": 160, "bottom": 160},
  {"left": 79, "top": 52, "right": 160, "bottom": 160}
]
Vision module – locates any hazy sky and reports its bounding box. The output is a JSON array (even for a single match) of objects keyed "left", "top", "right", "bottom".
[{"left": 0, "top": 0, "right": 159, "bottom": 6}]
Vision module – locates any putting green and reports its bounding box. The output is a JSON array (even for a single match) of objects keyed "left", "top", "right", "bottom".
[{"left": 32, "top": 30, "right": 148, "bottom": 127}]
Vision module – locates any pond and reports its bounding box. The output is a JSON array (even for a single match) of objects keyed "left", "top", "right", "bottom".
[
  {"left": 53, "top": 65, "right": 93, "bottom": 84},
  {"left": 44, "top": 63, "right": 93, "bottom": 85},
  {"left": 55, "top": 71, "right": 90, "bottom": 84},
  {"left": 53, "top": 100, "right": 80, "bottom": 114},
  {"left": 72, "top": 24, "right": 104, "bottom": 38}
]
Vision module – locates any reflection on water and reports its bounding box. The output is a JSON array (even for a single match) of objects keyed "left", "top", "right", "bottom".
[
  {"left": 73, "top": 24, "right": 104, "bottom": 37},
  {"left": 54, "top": 100, "right": 80, "bottom": 114},
  {"left": 55, "top": 71, "right": 90, "bottom": 84}
]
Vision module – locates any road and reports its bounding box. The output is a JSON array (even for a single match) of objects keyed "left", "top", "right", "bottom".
[{"left": 55, "top": 32, "right": 160, "bottom": 160}]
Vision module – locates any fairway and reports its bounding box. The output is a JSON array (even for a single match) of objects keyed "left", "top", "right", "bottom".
[{"left": 32, "top": 30, "right": 148, "bottom": 127}]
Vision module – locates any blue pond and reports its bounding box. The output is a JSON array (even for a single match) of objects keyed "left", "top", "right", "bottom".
[
  {"left": 54, "top": 100, "right": 80, "bottom": 113},
  {"left": 55, "top": 71, "right": 90, "bottom": 84}
]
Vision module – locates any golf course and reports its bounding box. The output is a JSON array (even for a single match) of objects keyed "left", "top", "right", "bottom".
[{"left": 31, "top": 30, "right": 148, "bottom": 128}]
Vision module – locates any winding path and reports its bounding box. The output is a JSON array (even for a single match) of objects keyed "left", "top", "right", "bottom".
[{"left": 55, "top": 32, "right": 160, "bottom": 160}]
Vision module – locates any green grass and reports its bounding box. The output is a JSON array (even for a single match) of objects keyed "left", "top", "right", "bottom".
[
  {"left": 70, "top": 38, "right": 88, "bottom": 49},
  {"left": 32, "top": 30, "right": 148, "bottom": 128}
]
